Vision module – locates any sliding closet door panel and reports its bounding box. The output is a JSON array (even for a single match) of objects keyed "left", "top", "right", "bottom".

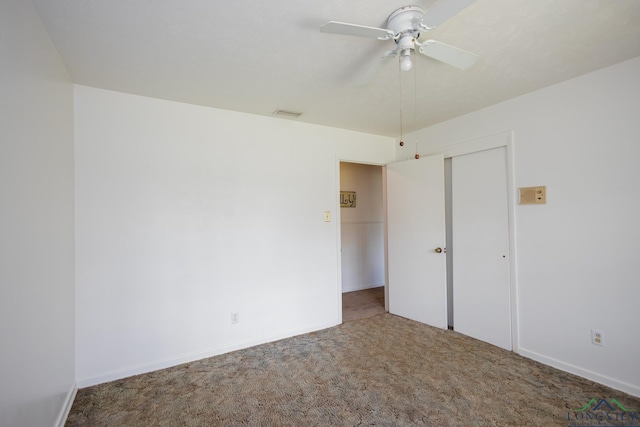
[{"left": 452, "top": 147, "right": 511, "bottom": 350}]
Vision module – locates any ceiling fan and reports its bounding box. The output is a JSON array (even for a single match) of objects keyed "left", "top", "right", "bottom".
[{"left": 321, "top": 0, "right": 478, "bottom": 75}]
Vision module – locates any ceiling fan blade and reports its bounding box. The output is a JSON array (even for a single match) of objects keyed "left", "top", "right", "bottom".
[
  {"left": 321, "top": 21, "right": 394, "bottom": 40},
  {"left": 421, "top": 0, "right": 477, "bottom": 29},
  {"left": 418, "top": 40, "right": 478, "bottom": 69}
]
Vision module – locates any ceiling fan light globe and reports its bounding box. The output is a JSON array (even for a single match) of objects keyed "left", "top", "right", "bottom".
[{"left": 400, "top": 55, "right": 413, "bottom": 71}]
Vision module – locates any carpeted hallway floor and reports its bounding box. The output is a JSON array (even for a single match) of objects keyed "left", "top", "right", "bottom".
[
  {"left": 342, "top": 286, "right": 385, "bottom": 322},
  {"left": 66, "top": 313, "right": 640, "bottom": 426}
]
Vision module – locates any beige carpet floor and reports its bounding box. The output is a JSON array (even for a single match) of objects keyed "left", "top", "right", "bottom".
[
  {"left": 342, "top": 286, "right": 385, "bottom": 322},
  {"left": 66, "top": 313, "right": 640, "bottom": 426}
]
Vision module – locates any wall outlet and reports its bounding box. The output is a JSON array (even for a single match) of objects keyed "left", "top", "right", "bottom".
[
  {"left": 231, "top": 312, "right": 239, "bottom": 324},
  {"left": 591, "top": 329, "right": 604, "bottom": 346}
]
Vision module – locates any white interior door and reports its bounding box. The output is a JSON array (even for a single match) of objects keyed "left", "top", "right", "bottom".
[
  {"left": 452, "top": 147, "right": 511, "bottom": 350},
  {"left": 387, "top": 154, "right": 447, "bottom": 328}
]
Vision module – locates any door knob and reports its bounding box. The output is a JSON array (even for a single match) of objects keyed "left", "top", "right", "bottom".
[{"left": 435, "top": 247, "right": 443, "bottom": 253}]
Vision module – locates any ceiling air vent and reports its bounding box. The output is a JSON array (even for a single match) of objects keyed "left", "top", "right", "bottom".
[{"left": 273, "top": 108, "right": 302, "bottom": 118}]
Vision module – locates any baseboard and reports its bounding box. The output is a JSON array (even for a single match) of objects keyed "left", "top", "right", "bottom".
[
  {"left": 54, "top": 381, "right": 77, "bottom": 427},
  {"left": 77, "top": 320, "right": 340, "bottom": 388},
  {"left": 342, "top": 284, "right": 384, "bottom": 293},
  {"left": 518, "top": 347, "right": 640, "bottom": 398}
]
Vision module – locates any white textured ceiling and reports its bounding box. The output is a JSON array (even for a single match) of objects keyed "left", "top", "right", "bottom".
[{"left": 33, "top": 0, "right": 640, "bottom": 137}]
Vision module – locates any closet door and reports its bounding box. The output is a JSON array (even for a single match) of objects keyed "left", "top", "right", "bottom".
[
  {"left": 387, "top": 154, "right": 447, "bottom": 328},
  {"left": 452, "top": 147, "right": 511, "bottom": 350}
]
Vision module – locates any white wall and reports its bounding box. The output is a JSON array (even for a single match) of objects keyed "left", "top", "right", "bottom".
[
  {"left": 395, "top": 56, "right": 640, "bottom": 397},
  {"left": 340, "top": 163, "right": 384, "bottom": 293},
  {"left": 0, "top": 1, "right": 76, "bottom": 426},
  {"left": 74, "top": 85, "right": 395, "bottom": 386}
]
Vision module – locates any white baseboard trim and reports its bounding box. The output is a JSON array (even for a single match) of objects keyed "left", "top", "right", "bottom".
[
  {"left": 77, "top": 320, "right": 340, "bottom": 388},
  {"left": 518, "top": 347, "right": 640, "bottom": 398},
  {"left": 55, "top": 382, "right": 77, "bottom": 427},
  {"left": 342, "top": 284, "right": 384, "bottom": 293}
]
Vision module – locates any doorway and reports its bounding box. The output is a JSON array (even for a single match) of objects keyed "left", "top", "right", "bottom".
[{"left": 339, "top": 162, "right": 386, "bottom": 322}]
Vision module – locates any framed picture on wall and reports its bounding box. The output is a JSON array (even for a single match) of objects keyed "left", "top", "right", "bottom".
[{"left": 340, "top": 191, "right": 356, "bottom": 208}]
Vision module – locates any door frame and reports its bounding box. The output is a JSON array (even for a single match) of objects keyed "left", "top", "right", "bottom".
[
  {"left": 335, "top": 159, "right": 389, "bottom": 325},
  {"left": 421, "top": 131, "right": 519, "bottom": 353}
]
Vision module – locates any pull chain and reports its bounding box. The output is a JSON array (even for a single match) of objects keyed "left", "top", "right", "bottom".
[
  {"left": 414, "top": 48, "right": 420, "bottom": 160},
  {"left": 398, "top": 55, "right": 404, "bottom": 148}
]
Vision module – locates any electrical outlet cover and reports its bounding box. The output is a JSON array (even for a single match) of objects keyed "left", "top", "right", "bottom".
[{"left": 591, "top": 329, "right": 604, "bottom": 346}]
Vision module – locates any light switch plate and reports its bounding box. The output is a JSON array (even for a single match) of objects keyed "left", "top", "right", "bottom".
[{"left": 324, "top": 211, "right": 331, "bottom": 222}]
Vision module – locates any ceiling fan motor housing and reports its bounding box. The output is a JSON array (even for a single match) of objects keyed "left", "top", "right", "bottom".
[{"left": 386, "top": 5, "right": 424, "bottom": 38}]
